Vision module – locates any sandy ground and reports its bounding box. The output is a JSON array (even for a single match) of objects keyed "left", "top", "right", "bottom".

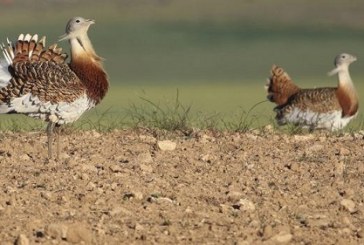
[{"left": 0, "top": 128, "right": 363, "bottom": 244}]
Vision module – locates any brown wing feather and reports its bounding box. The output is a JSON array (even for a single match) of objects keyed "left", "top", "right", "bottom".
[
  {"left": 0, "top": 61, "right": 85, "bottom": 104},
  {"left": 1, "top": 34, "right": 85, "bottom": 104},
  {"left": 280, "top": 88, "right": 341, "bottom": 114}
]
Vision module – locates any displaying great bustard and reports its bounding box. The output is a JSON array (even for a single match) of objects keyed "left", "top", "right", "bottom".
[
  {"left": 0, "top": 17, "right": 109, "bottom": 159},
  {"left": 266, "top": 53, "right": 358, "bottom": 130}
]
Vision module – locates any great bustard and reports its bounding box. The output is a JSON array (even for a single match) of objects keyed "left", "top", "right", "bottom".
[
  {"left": 265, "top": 53, "right": 358, "bottom": 130},
  {"left": 0, "top": 17, "right": 109, "bottom": 159}
]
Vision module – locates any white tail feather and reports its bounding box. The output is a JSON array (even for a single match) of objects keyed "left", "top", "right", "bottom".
[
  {"left": 0, "top": 59, "right": 11, "bottom": 87},
  {"left": 1, "top": 43, "right": 12, "bottom": 65}
]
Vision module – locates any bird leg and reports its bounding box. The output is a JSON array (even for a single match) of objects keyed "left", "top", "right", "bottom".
[
  {"left": 55, "top": 125, "right": 62, "bottom": 161},
  {"left": 47, "top": 122, "right": 55, "bottom": 159}
]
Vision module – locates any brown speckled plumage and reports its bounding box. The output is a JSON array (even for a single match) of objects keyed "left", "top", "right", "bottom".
[
  {"left": 266, "top": 53, "right": 358, "bottom": 130},
  {"left": 0, "top": 17, "right": 109, "bottom": 159}
]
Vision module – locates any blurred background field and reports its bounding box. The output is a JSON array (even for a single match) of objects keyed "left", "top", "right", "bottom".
[{"left": 0, "top": 0, "right": 364, "bottom": 131}]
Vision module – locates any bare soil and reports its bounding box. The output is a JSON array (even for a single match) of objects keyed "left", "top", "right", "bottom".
[{"left": 0, "top": 129, "right": 363, "bottom": 244}]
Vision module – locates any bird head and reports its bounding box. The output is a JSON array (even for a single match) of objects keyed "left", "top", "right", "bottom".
[
  {"left": 328, "top": 53, "right": 357, "bottom": 76},
  {"left": 59, "top": 17, "right": 95, "bottom": 41}
]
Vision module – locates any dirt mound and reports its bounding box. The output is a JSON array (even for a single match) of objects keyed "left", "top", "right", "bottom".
[{"left": 0, "top": 129, "right": 363, "bottom": 244}]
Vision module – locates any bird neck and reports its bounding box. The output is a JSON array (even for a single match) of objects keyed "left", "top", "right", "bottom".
[
  {"left": 69, "top": 34, "right": 102, "bottom": 62},
  {"left": 69, "top": 37, "right": 109, "bottom": 104},
  {"left": 336, "top": 66, "right": 358, "bottom": 117},
  {"left": 337, "top": 66, "right": 354, "bottom": 89}
]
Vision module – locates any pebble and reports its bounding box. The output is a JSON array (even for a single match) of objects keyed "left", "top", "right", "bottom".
[
  {"left": 66, "top": 223, "right": 93, "bottom": 244},
  {"left": 234, "top": 199, "right": 255, "bottom": 212},
  {"left": 40, "top": 191, "right": 52, "bottom": 201},
  {"left": 199, "top": 154, "right": 212, "bottom": 163},
  {"left": 305, "top": 144, "right": 323, "bottom": 154},
  {"left": 157, "top": 140, "right": 177, "bottom": 151},
  {"left": 263, "top": 225, "right": 273, "bottom": 240},
  {"left": 46, "top": 223, "right": 68, "bottom": 239},
  {"left": 294, "top": 135, "right": 314, "bottom": 142},
  {"left": 109, "top": 206, "right": 132, "bottom": 216},
  {"left": 138, "top": 152, "right": 153, "bottom": 163},
  {"left": 134, "top": 191, "right": 144, "bottom": 200},
  {"left": 273, "top": 232, "right": 293, "bottom": 243},
  {"left": 219, "top": 204, "right": 232, "bottom": 213},
  {"left": 199, "top": 134, "right": 214, "bottom": 143},
  {"left": 227, "top": 191, "right": 243, "bottom": 203},
  {"left": 109, "top": 165, "right": 123, "bottom": 173},
  {"left": 335, "top": 161, "right": 345, "bottom": 176},
  {"left": 15, "top": 234, "right": 29, "bottom": 245},
  {"left": 140, "top": 163, "right": 153, "bottom": 173},
  {"left": 339, "top": 148, "right": 350, "bottom": 156},
  {"left": 19, "top": 154, "right": 30, "bottom": 161},
  {"left": 135, "top": 223, "right": 144, "bottom": 231},
  {"left": 340, "top": 199, "right": 356, "bottom": 213},
  {"left": 357, "top": 229, "right": 364, "bottom": 238},
  {"left": 86, "top": 182, "right": 96, "bottom": 191}
]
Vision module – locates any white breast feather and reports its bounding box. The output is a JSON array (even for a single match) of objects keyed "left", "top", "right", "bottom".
[
  {"left": 0, "top": 93, "right": 95, "bottom": 124},
  {"left": 285, "top": 107, "right": 356, "bottom": 130}
]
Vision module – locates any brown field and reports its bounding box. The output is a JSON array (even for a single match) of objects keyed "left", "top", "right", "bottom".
[{"left": 0, "top": 129, "right": 363, "bottom": 244}]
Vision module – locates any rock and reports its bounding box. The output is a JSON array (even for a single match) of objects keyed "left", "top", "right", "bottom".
[
  {"left": 219, "top": 204, "right": 232, "bottom": 214},
  {"left": 199, "top": 134, "right": 214, "bottom": 143},
  {"left": 138, "top": 152, "right": 153, "bottom": 163},
  {"left": 80, "top": 164, "right": 98, "bottom": 172},
  {"left": 263, "top": 225, "right": 273, "bottom": 240},
  {"left": 80, "top": 173, "right": 90, "bottom": 181},
  {"left": 46, "top": 223, "right": 68, "bottom": 239},
  {"left": 135, "top": 223, "right": 144, "bottom": 231},
  {"left": 308, "top": 218, "right": 330, "bottom": 229},
  {"left": 264, "top": 124, "right": 274, "bottom": 132},
  {"left": 227, "top": 191, "right": 243, "bottom": 203},
  {"left": 357, "top": 229, "right": 364, "bottom": 238},
  {"left": 340, "top": 199, "right": 356, "bottom": 213},
  {"left": 134, "top": 191, "right": 144, "bottom": 200},
  {"left": 233, "top": 199, "right": 255, "bottom": 211},
  {"left": 19, "top": 154, "right": 30, "bottom": 161},
  {"left": 157, "top": 140, "right": 177, "bottom": 151},
  {"left": 305, "top": 144, "right": 323, "bottom": 155},
  {"left": 66, "top": 223, "right": 93, "bottom": 244},
  {"left": 140, "top": 164, "right": 153, "bottom": 173},
  {"left": 86, "top": 182, "right": 96, "bottom": 191},
  {"left": 272, "top": 232, "right": 293, "bottom": 243},
  {"left": 339, "top": 148, "right": 350, "bottom": 156},
  {"left": 40, "top": 191, "right": 52, "bottom": 201},
  {"left": 90, "top": 130, "right": 101, "bottom": 138},
  {"left": 109, "top": 206, "right": 132, "bottom": 216},
  {"left": 335, "top": 161, "right": 345, "bottom": 176},
  {"left": 110, "top": 182, "right": 118, "bottom": 191},
  {"left": 294, "top": 135, "right": 314, "bottom": 142},
  {"left": 199, "top": 154, "right": 213, "bottom": 163},
  {"left": 109, "top": 165, "right": 123, "bottom": 173},
  {"left": 15, "top": 234, "right": 29, "bottom": 245},
  {"left": 139, "top": 135, "right": 157, "bottom": 144}
]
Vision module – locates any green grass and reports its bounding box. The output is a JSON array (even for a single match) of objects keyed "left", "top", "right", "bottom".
[{"left": 0, "top": 1, "right": 363, "bottom": 132}]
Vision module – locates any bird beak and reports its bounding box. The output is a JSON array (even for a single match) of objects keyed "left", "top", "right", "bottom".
[
  {"left": 327, "top": 67, "right": 339, "bottom": 76},
  {"left": 87, "top": 19, "right": 95, "bottom": 25}
]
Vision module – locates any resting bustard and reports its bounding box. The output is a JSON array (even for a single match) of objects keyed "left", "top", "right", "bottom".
[
  {"left": 0, "top": 17, "right": 109, "bottom": 159},
  {"left": 265, "top": 53, "right": 358, "bottom": 131}
]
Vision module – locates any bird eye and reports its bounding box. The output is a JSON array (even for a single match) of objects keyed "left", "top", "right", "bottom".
[
  {"left": 76, "top": 19, "right": 80, "bottom": 23},
  {"left": 341, "top": 55, "right": 346, "bottom": 59}
]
